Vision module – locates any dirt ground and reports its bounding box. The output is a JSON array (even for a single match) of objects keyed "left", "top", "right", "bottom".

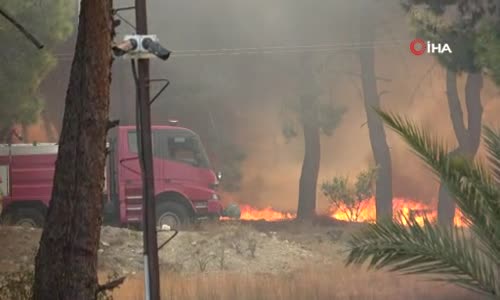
[
  {"left": 0, "top": 220, "right": 347, "bottom": 275},
  {"left": 0, "top": 220, "right": 483, "bottom": 300}
]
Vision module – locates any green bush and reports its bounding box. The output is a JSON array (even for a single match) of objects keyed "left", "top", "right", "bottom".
[{"left": 321, "top": 167, "right": 377, "bottom": 221}]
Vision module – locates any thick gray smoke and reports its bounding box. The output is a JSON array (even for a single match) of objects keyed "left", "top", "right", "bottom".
[{"left": 41, "top": 0, "right": 500, "bottom": 212}]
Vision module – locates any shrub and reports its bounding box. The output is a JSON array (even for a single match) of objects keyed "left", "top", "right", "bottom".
[{"left": 321, "top": 167, "right": 377, "bottom": 222}]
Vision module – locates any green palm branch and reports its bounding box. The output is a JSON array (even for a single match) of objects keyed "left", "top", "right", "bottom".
[{"left": 345, "top": 109, "right": 500, "bottom": 297}]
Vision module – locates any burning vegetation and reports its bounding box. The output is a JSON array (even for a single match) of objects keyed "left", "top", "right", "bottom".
[
  {"left": 224, "top": 166, "right": 467, "bottom": 226},
  {"left": 227, "top": 198, "right": 466, "bottom": 227}
]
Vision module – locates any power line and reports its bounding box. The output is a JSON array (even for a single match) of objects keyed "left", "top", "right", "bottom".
[
  {"left": 172, "top": 43, "right": 408, "bottom": 57},
  {"left": 171, "top": 38, "right": 411, "bottom": 53},
  {"left": 53, "top": 38, "right": 412, "bottom": 60}
]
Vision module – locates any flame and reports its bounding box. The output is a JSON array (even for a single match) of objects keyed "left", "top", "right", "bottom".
[
  {"left": 227, "top": 197, "right": 467, "bottom": 226},
  {"left": 238, "top": 204, "right": 295, "bottom": 221},
  {"left": 328, "top": 197, "right": 467, "bottom": 227}
]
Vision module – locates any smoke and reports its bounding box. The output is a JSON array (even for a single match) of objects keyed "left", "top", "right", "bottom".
[{"left": 39, "top": 0, "right": 500, "bottom": 212}]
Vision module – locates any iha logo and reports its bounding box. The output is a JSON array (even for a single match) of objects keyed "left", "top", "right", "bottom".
[{"left": 410, "top": 38, "right": 452, "bottom": 56}]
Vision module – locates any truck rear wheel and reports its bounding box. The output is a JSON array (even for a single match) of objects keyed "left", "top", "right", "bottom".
[
  {"left": 4, "top": 209, "right": 45, "bottom": 228},
  {"left": 156, "top": 202, "right": 190, "bottom": 229}
]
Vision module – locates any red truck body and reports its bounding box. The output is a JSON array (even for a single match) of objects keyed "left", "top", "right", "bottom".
[{"left": 0, "top": 125, "right": 223, "bottom": 227}]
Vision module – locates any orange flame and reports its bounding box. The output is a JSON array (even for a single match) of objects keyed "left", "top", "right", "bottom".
[
  {"left": 238, "top": 204, "right": 295, "bottom": 221},
  {"left": 227, "top": 198, "right": 467, "bottom": 226},
  {"left": 329, "top": 197, "right": 467, "bottom": 227}
]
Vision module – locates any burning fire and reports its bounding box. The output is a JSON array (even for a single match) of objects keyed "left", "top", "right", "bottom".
[
  {"left": 238, "top": 204, "right": 295, "bottom": 221},
  {"left": 329, "top": 197, "right": 467, "bottom": 227},
  {"left": 231, "top": 197, "right": 467, "bottom": 226}
]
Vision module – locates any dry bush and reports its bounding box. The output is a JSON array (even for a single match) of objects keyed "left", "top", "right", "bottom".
[{"left": 112, "top": 263, "right": 481, "bottom": 300}]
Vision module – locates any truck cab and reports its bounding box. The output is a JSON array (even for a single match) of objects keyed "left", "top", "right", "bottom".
[
  {"left": 0, "top": 125, "right": 225, "bottom": 229},
  {"left": 107, "top": 125, "right": 223, "bottom": 228}
]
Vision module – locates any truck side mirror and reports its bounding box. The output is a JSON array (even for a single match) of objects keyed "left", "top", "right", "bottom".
[{"left": 216, "top": 171, "right": 222, "bottom": 181}]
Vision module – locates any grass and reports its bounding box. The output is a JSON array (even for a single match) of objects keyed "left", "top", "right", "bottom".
[{"left": 111, "top": 263, "right": 481, "bottom": 300}]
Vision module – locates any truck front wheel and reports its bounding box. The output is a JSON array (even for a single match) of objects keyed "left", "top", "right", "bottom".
[
  {"left": 156, "top": 202, "right": 190, "bottom": 229},
  {"left": 3, "top": 208, "right": 45, "bottom": 228}
]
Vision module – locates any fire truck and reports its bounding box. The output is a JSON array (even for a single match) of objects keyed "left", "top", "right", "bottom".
[{"left": 0, "top": 124, "right": 226, "bottom": 228}]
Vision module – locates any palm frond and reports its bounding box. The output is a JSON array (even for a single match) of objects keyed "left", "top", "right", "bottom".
[
  {"left": 375, "top": 109, "right": 500, "bottom": 263},
  {"left": 483, "top": 126, "right": 500, "bottom": 184},
  {"left": 346, "top": 217, "right": 498, "bottom": 296}
]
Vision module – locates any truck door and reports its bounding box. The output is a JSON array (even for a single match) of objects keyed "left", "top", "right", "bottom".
[
  {"left": 0, "top": 165, "right": 9, "bottom": 210},
  {"left": 118, "top": 130, "right": 143, "bottom": 223}
]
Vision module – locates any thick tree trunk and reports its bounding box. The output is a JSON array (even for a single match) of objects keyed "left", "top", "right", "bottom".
[
  {"left": 296, "top": 97, "right": 321, "bottom": 220},
  {"left": 359, "top": 5, "right": 393, "bottom": 222},
  {"left": 438, "top": 71, "right": 483, "bottom": 226},
  {"left": 32, "top": 0, "right": 113, "bottom": 299}
]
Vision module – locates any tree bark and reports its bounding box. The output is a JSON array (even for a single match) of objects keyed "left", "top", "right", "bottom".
[
  {"left": 296, "top": 97, "right": 321, "bottom": 220},
  {"left": 359, "top": 4, "right": 393, "bottom": 222},
  {"left": 32, "top": 0, "right": 113, "bottom": 299},
  {"left": 438, "top": 71, "right": 483, "bottom": 226}
]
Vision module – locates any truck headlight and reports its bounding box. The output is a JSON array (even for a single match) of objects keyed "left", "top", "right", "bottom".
[{"left": 211, "top": 193, "right": 219, "bottom": 201}]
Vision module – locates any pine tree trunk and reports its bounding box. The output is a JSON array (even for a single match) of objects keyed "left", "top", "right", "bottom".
[
  {"left": 21, "top": 124, "right": 29, "bottom": 142},
  {"left": 296, "top": 97, "right": 320, "bottom": 220},
  {"left": 32, "top": 0, "right": 113, "bottom": 299},
  {"left": 359, "top": 4, "right": 393, "bottom": 222},
  {"left": 438, "top": 72, "right": 483, "bottom": 226},
  {"left": 0, "top": 126, "right": 11, "bottom": 143},
  {"left": 41, "top": 111, "right": 57, "bottom": 142}
]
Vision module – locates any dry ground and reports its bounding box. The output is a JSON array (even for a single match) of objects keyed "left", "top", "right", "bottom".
[
  {"left": 111, "top": 266, "right": 479, "bottom": 300},
  {"left": 0, "top": 220, "right": 485, "bottom": 299}
]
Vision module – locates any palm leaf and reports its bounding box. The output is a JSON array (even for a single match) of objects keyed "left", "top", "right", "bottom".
[
  {"left": 346, "top": 216, "right": 498, "bottom": 296},
  {"left": 375, "top": 109, "right": 500, "bottom": 263},
  {"left": 483, "top": 126, "right": 500, "bottom": 184}
]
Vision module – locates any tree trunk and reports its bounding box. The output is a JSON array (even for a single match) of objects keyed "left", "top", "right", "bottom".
[
  {"left": 33, "top": 0, "right": 113, "bottom": 299},
  {"left": 438, "top": 71, "right": 483, "bottom": 226},
  {"left": 359, "top": 4, "right": 393, "bottom": 222},
  {"left": 0, "top": 125, "right": 12, "bottom": 143},
  {"left": 22, "top": 124, "right": 29, "bottom": 142},
  {"left": 296, "top": 97, "right": 321, "bottom": 220},
  {"left": 41, "top": 110, "right": 57, "bottom": 142}
]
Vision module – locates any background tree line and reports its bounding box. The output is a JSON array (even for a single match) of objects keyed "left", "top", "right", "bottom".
[{"left": 0, "top": 0, "right": 75, "bottom": 141}]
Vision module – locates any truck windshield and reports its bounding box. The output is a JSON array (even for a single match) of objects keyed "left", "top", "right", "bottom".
[{"left": 128, "top": 130, "right": 211, "bottom": 168}]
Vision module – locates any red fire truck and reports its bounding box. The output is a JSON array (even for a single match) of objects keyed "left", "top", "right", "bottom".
[{"left": 0, "top": 124, "right": 226, "bottom": 228}]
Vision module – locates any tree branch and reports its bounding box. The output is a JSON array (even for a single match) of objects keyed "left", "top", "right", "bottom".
[
  {"left": 379, "top": 90, "right": 390, "bottom": 97},
  {"left": 107, "top": 119, "right": 120, "bottom": 131},
  {"left": 97, "top": 276, "right": 126, "bottom": 295},
  {"left": 409, "top": 62, "right": 438, "bottom": 105},
  {"left": 0, "top": 6, "right": 44, "bottom": 49}
]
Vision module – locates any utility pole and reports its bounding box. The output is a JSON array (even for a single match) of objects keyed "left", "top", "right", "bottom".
[{"left": 134, "top": 0, "right": 161, "bottom": 299}]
